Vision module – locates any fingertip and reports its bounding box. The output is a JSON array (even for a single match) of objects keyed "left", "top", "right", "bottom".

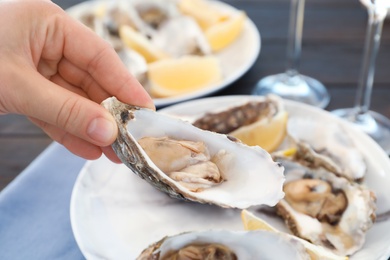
[
  {"left": 119, "top": 84, "right": 155, "bottom": 111},
  {"left": 102, "top": 146, "right": 122, "bottom": 164}
]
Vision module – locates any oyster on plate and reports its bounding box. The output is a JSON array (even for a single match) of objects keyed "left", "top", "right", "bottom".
[
  {"left": 74, "top": 2, "right": 137, "bottom": 48},
  {"left": 137, "top": 230, "right": 311, "bottom": 260},
  {"left": 74, "top": 2, "right": 148, "bottom": 81},
  {"left": 131, "top": 0, "right": 179, "bottom": 30},
  {"left": 150, "top": 15, "right": 212, "bottom": 57},
  {"left": 286, "top": 118, "right": 367, "bottom": 182},
  {"left": 191, "top": 95, "right": 284, "bottom": 135},
  {"left": 129, "top": 0, "right": 213, "bottom": 57},
  {"left": 273, "top": 155, "right": 376, "bottom": 256},
  {"left": 189, "top": 95, "right": 287, "bottom": 152},
  {"left": 101, "top": 97, "right": 285, "bottom": 209}
]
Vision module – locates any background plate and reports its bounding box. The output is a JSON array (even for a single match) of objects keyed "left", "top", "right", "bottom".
[
  {"left": 70, "top": 96, "right": 390, "bottom": 259},
  {"left": 67, "top": 0, "right": 261, "bottom": 108}
]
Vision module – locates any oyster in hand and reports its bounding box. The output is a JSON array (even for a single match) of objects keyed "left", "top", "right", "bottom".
[{"left": 102, "top": 97, "right": 285, "bottom": 209}]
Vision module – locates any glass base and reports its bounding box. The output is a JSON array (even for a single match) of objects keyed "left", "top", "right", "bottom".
[
  {"left": 252, "top": 72, "right": 330, "bottom": 109},
  {"left": 332, "top": 108, "right": 390, "bottom": 154}
]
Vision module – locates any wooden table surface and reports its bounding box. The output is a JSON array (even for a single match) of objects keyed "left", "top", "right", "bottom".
[{"left": 1, "top": 0, "right": 390, "bottom": 191}]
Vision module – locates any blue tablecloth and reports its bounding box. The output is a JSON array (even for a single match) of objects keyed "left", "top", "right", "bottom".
[{"left": 0, "top": 143, "right": 86, "bottom": 260}]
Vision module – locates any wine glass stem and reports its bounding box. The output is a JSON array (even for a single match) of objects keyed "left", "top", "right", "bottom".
[
  {"left": 354, "top": 8, "right": 384, "bottom": 115},
  {"left": 286, "top": 0, "right": 305, "bottom": 76}
]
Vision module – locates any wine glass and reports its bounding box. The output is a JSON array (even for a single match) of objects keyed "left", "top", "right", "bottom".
[
  {"left": 332, "top": 0, "right": 390, "bottom": 153},
  {"left": 252, "top": 0, "right": 330, "bottom": 108}
]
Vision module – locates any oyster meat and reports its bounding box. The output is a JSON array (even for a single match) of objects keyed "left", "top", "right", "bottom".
[
  {"left": 137, "top": 230, "right": 311, "bottom": 260},
  {"left": 192, "top": 95, "right": 283, "bottom": 135},
  {"left": 102, "top": 97, "right": 285, "bottom": 209},
  {"left": 274, "top": 157, "right": 376, "bottom": 256},
  {"left": 137, "top": 136, "right": 224, "bottom": 192}
]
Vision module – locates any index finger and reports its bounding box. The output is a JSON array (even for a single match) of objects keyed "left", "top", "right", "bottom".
[{"left": 61, "top": 13, "right": 154, "bottom": 109}]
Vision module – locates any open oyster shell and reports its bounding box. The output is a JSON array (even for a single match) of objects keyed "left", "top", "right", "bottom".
[
  {"left": 287, "top": 118, "right": 367, "bottom": 182},
  {"left": 274, "top": 157, "right": 376, "bottom": 256},
  {"left": 137, "top": 230, "right": 311, "bottom": 260},
  {"left": 102, "top": 97, "right": 285, "bottom": 209},
  {"left": 151, "top": 15, "right": 212, "bottom": 57}
]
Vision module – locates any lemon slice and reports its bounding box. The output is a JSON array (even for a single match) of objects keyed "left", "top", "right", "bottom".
[
  {"left": 119, "top": 25, "right": 169, "bottom": 63},
  {"left": 205, "top": 11, "right": 246, "bottom": 52},
  {"left": 240, "top": 210, "right": 258, "bottom": 230},
  {"left": 241, "top": 210, "right": 348, "bottom": 260},
  {"left": 147, "top": 55, "right": 222, "bottom": 98},
  {"left": 229, "top": 111, "right": 288, "bottom": 152},
  {"left": 241, "top": 209, "right": 278, "bottom": 232},
  {"left": 178, "top": 0, "right": 229, "bottom": 30}
]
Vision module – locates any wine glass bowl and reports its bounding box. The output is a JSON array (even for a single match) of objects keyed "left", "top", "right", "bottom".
[
  {"left": 252, "top": 0, "right": 330, "bottom": 108},
  {"left": 332, "top": 0, "right": 390, "bottom": 153}
]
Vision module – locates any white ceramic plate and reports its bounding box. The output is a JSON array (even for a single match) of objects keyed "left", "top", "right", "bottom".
[
  {"left": 66, "top": 1, "right": 261, "bottom": 108},
  {"left": 70, "top": 96, "right": 390, "bottom": 259}
]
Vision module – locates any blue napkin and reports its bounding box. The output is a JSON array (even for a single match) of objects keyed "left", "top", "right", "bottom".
[{"left": 0, "top": 143, "right": 86, "bottom": 260}]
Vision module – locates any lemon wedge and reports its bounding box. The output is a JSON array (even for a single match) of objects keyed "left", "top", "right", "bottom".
[
  {"left": 205, "top": 11, "right": 246, "bottom": 52},
  {"left": 119, "top": 25, "right": 169, "bottom": 63},
  {"left": 229, "top": 111, "right": 288, "bottom": 152},
  {"left": 241, "top": 209, "right": 279, "bottom": 232},
  {"left": 147, "top": 55, "right": 222, "bottom": 98},
  {"left": 241, "top": 210, "right": 348, "bottom": 260},
  {"left": 178, "top": 0, "right": 229, "bottom": 30}
]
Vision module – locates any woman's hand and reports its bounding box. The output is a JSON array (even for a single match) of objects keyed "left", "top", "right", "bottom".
[{"left": 0, "top": 0, "right": 154, "bottom": 162}]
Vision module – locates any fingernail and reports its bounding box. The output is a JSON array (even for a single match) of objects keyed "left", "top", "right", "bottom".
[{"left": 87, "top": 117, "right": 117, "bottom": 144}]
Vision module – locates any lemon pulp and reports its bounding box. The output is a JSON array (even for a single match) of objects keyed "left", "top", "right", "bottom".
[
  {"left": 205, "top": 11, "right": 246, "bottom": 52},
  {"left": 148, "top": 55, "right": 222, "bottom": 98},
  {"left": 230, "top": 111, "right": 288, "bottom": 152}
]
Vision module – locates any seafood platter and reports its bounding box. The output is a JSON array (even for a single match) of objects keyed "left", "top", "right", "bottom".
[
  {"left": 67, "top": 0, "right": 260, "bottom": 107},
  {"left": 70, "top": 95, "right": 390, "bottom": 259}
]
